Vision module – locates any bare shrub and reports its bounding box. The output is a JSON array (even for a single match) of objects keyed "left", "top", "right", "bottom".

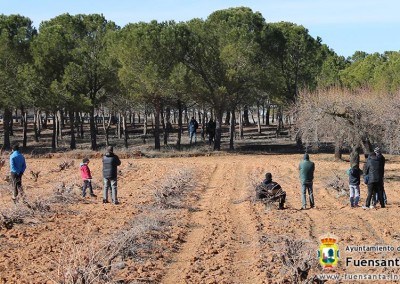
[
  {"left": 294, "top": 87, "right": 389, "bottom": 155},
  {"left": 262, "top": 235, "right": 318, "bottom": 283},
  {"left": 150, "top": 168, "right": 195, "bottom": 208},
  {"left": 47, "top": 237, "right": 114, "bottom": 284},
  {"left": 53, "top": 159, "right": 75, "bottom": 172},
  {"left": 21, "top": 196, "right": 51, "bottom": 213},
  {"left": 113, "top": 214, "right": 170, "bottom": 261},
  {"left": 50, "top": 182, "right": 81, "bottom": 204},
  {"left": 325, "top": 171, "right": 348, "bottom": 197},
  {"left": 30, "top": 170, "right": 40, "bottom": 182},
  {"left": 0, "top": 203, "right": 31, "bottom": 229},
  {"left": 279, "top": 238, "right": 317, "bottom": 283},
  {"left": 0, "top": 158, "right": 5, "bottom": 171}
]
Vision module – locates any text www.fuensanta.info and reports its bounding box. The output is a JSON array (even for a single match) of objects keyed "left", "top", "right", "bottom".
[{"left": 317, "top": 273, "right": 400, "bottom": 281}]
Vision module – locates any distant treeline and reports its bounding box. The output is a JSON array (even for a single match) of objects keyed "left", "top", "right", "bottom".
[{"left": 1, "top": 8, "right": 399, "bottom": 153}]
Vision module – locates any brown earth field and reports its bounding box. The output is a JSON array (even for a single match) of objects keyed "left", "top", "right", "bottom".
[{"left": 1, "top": 151, "right": 400, "bottom": 284}]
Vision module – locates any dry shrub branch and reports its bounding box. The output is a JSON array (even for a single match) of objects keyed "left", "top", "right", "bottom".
[{"left": 151, "top": 168, "right": 195, "bottom": 208}]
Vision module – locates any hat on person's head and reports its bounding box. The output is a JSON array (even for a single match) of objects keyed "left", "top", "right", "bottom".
[
  {"left": 265, "top": 172, "right": 272, "bottom": 181},
  {"left": 304, "top": 153, "right": 309, "bottom": 160},
  {"left": 82, "top": 157, "right": 89, "bottom": 163},
  {"left": 374, "top": 147, "right": 381, "bottom": 154},
  {"left": 107, "top": 146, "right": 113, "bottom": 153},
  {"left": 12, "top": 144, "right": 19, "bottom": 151}
]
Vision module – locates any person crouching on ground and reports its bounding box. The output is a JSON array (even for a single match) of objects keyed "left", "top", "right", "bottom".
[
  {"left": 80, "top": 157, "right": 96, "bottom": 198},
  {"left": 255, "top": 172, "right": 286, "bottom": 210},
  {"left": 346, "top": 164, "right": 362, "bottom": 207},
  {"left": 102, "top": 146, "right": 121, "bottom": 205}
]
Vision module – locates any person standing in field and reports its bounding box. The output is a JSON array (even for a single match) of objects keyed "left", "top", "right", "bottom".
[
  {"left": 363, "top": 151, "right": 385, "bottom": 209},
  {"left": 188, "top": 117, "right": 199, "bottom": 145},
  {"left": 102, "top": 146, "right": 121, "bottom": 205},
  {"left": 374, "top": 147, "right": 386, "bottom": 205},
  {"left": 10, "top": 144, "right": 26, "bottom": 202},
  {"left": 206, "top": 118, "right": 216, "bottom": 146},
  {"left": 299, "top": 153, "right": 315, "bottom": 210},
  {"left": 346, "top": 164, "right": 363, "bottom": 207},
  {"left": 80, "top": 157, "right": 96, "bottom": 198}
]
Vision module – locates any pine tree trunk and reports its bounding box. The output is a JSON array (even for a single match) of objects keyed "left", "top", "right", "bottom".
[
  {"left": 3, "top": 108, "right": 11, "bottom": 150},
  {"left": 89, "top": 107, "right": 97, "bottom": 150},
  {"left": 69, "top": 110, "right": 76, "bottom": 149},
  {"left": 229, "top": 110, "right": 235, "bottom": 150},
  {"left": 214, "top": 109, "right": 223, "bottom": 151},
  {"left": 257, "top": 103, "right": 261, "bottom": 134},
  {"left": 22, "top": 110, "right": 27, "bottom": 148},
  {"left": 177, "top": 100, "right": 183, "bottom": 150}
]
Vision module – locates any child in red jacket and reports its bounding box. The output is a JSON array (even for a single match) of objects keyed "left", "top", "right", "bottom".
[{"left": 80, "top": 158, "right": 96, "bottom": 197}]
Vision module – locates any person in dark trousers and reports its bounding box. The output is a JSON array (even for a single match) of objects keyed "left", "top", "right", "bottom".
[
  {"left": 188, "top": 117, "right": 199, "bottom": 145},
  {"left": 299, "top": 153, "right": 315, "bottom": 209},
  {"left": 374, "top": 147, "right": 386, "bottom": 205},
  {"left": 10, "top": 144, "right": 26, "bottom": 201},
  {"left": 102, "top": 146, "right": 121, "bottom": 204},
  {"left": 363, "top": 151, "right": 385, "bottom": 209},
  {"left": 255, "top": 172, "right": 286, "bottom": 210},
  {"left": 80, "top": 157, "right": 96, "bottom": 198},
  {"left": 206, "top": 118, "right": 216, "bottom": 146},
  {"left": 346, "top": 164, "right": 363, "bottom": 207}
]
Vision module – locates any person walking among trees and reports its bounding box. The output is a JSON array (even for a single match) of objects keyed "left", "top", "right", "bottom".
[
  {"left": 102, "top": 146, "right": 121, "bottom": 205},
  {"left": 10, "top": 144, "right": 26, "bottom": 202},
  {"left": 188, "top": 117, "right": 199, "bottom": 145},
  {"left": 299, "top": 153, "right": 315, "bottom": 210},
  {"left": 255, "top": 172, "right": 286, "bottom": 210},
  {"left": 363, "top": 151, "right": 385, "bottom": 209},
  {"left": 80, "top": 157, "right": 96, "bottom": 198},
  {"left": 206, "top": 118, "right": 216, "bottom": 146},
  {"left": 346, "top": 163, "right": 363, "bottom": 207}
]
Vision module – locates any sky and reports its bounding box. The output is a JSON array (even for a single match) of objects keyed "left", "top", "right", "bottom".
[{"left": 2, "top": 0, "right": 400, "bottom": 58}]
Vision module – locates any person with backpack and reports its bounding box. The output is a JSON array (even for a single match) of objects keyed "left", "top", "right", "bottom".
[
  {"left": 346, "top": 164, "right": 363, "bottom": 207},
  {"left": 299, "top": 153, "right": 315, "bottom": 210},
  {"left": 188, "top": 117, "right": 199, "bottom": 145},
  {"left": 255, "top": 172, "right": 286, "bottom": 210},
  {"left": 102, "top": 146, "right": 121, "bottom": 205},
  {"left": 80, "top": 157, "right": 96, "bottom": 198}
]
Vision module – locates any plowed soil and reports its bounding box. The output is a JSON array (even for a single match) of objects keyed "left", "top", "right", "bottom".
[{"left": 1, "top": 152, "right": 399, "bottom": 283}]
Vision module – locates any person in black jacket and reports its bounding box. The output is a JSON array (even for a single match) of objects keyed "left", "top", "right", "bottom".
[
  {"left": 363, "top": 152, "right": 385, "bottom": 209},
  {"left": 102, "top": 146, "right": 121, "bottom": 204},
  {"left": 255, "top": 172, "right": 286, "bottom": 210},
  {"left": 374, "top": 147, "right": 386, "bottom": 205}
]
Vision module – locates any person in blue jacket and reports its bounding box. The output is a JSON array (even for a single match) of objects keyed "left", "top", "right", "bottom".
[{"left": 10, "top": 144, "right": 26, "bottom": 201}]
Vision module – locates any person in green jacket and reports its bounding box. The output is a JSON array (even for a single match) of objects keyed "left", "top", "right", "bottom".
[{"left": 299, "top": 153, "right": 315, "bottom": 209}]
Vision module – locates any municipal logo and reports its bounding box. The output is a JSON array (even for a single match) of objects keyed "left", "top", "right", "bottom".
[{"left": 317, "top": 233, "right": 340, "bottom": 269}]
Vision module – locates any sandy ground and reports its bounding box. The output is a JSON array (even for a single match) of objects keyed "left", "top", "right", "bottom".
[{"left": 0, "top": 152, "right": 400, "bottom": 283}]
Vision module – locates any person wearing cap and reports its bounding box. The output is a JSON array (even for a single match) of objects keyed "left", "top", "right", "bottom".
[
  {"left": 299, "top": 153, "right": 315, "bottom": 210},
  {"left": 373, "top": 147, "right": 386, "bottom": 205},
  {"left": 102, "top": 146, "right": 121, "bottom": 204},
  {"left": 80, "top": 157, "right": 96, "bottom": 198},
  {"left": 255, "top": 172, "right": 286, "bottom": 210},
  {"left": 10, "top": 144, "right": 26, "bottom": 201}
]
